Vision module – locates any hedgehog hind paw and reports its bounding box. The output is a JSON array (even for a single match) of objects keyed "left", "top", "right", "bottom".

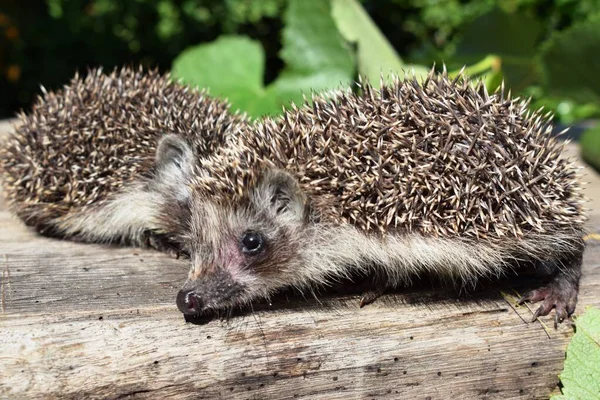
[{"left": 518, "top": 284, "right": 578, "bottom": 328}]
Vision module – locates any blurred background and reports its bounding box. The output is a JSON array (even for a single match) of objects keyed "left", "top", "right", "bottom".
[{"left": 1, "top": 0, "right": 600, "bottom": 165}]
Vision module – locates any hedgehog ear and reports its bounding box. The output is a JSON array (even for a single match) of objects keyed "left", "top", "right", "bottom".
[
  {"left": 155, "top": 134, "right": 194, "bottom": 173},
  {"left": 154, "top": 135, "right": 195, "bottom": 202},
  {"left": 254, "top": 169, "right": 309, "bottom": 223}
]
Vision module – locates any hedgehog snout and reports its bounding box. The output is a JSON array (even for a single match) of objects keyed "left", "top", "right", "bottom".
[
  {"left": 176, "top": 289, "right": 204, "bottom": 315},
  {"left": 175, "top": 268, "right": 247, "bottom": 316}
]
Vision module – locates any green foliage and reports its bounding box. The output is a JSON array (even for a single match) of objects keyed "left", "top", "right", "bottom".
[
  {"left": 172, "top": 0, "right": 354, "bottom": 118},
  {"left": 387, "top": 0, "right": 600, "bottom": 60},
  {"left": 454, "top": 8, "right": 542, "bottom": 92},
  {"left": 2, "top": 0, "right": 600, "bottom": 123},
  {"left": 171, "top": 1, "right": 519, "bottom": 118},
  {"left": 331, "top": 0, "right": 428, "bottom": 86},
  {"left": 0, "top": 0, "right": 286, "bottom": 118},
  {"left": 389, "top": 0, "right": 497, "bottom": 54},
  {"left": 223, "top": 0, "right": 285, "bottom": 26},
  {"left": 541, "top": 13, "right": 600, "bottom": 104},
  {"left": 580, "top": 125, "right": 600, "bottom": 173},
  {"left": 551, "top": 307, "right": 600, "bottom": 400},
  {"left": 529, "top": 95, "right": 600, "bottom": 125},
  {"left": 439, "top": 4, "right": 600, "bottom": 123}
]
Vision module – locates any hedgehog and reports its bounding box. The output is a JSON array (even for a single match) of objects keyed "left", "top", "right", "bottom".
[
  {"left": 0, "top": 66, "right": 246, "bottom": 252},
  {"left": 169, "top": 71, "right": 587, "bottom": 327}
]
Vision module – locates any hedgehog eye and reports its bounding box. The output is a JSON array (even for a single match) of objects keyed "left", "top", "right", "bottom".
[{"left": 241, "top": 231, "right": 265, "bottom": 255}]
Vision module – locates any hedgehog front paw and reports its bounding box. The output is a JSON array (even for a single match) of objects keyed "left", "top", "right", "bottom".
[
  {"left": 518, "top": 284, "right": 578, "bottom": 328},
  {"left": 143, "top": 231, "right": 182, "bottom": 259}
]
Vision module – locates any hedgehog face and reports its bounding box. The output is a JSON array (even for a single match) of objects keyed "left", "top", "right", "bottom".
[{"left": 176, "top": 169, "right": 312, "bottom": 317}]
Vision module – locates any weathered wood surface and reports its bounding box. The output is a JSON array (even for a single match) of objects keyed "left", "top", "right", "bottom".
[{"left": 1, "top": 119, "right": 600, "bottom": 400}]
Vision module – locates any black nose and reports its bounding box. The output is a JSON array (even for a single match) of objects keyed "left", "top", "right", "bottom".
[{"left": 176, "top": 289, "right": 203, "bottom": 315}]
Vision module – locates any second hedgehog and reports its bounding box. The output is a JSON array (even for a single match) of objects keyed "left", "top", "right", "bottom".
[
  {"left": 171, "top": 73, "right": 586, "bottom": 326},
  {"left": 0, "top": 67, "right": 245, "bottom": 251}
]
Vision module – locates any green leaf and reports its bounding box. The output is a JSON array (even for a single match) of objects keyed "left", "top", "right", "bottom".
[
  {"left": 541, "top": 14, "right": 600, "bottom": 104},
  {"left": 551, "top": 307, "right": 600, "bottom": 400},
  {"left": 274, "top": 0, "right": 355, "bottom": 104},
  {"left": 454, "top": 8, "right": 543, "bottom": 91},
  {"left": 172, "top": 35, "right": 280, "bottom": 116},
  {"left": 281, "top": 0, "right": 352, "bottom": 75},
  {"left": 331, "top": 0, "right": 428, "bottom": 86},
  {"left": 172, "top": 0, "right": 355, "bottom": 118}
]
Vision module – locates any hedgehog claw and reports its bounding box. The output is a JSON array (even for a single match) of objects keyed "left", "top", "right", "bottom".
[
  {"left": 359, "top": 287, "right": 387, "bottom": 308},
  {"left": 531, "top": 304, "right": 544, "bottom": 322},
  {"left": 520, "top": 283, "right": 578, "bottom": 327}
]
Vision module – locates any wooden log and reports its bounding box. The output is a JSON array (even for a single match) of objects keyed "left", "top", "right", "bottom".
[{"left": 1, "top": 120, "right": 600, "bottom": 399}]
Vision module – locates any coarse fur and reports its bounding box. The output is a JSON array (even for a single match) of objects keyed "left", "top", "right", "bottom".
[
  {"left": 0, "top": 67, "right": 246, "bottom": 248},
  {"left": 173, "top": 71, "right": 586, "bottom": 326}
]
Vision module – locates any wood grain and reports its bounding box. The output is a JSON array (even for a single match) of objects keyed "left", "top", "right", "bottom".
[{"left": 1, "top": 120, "right": 600, "bottom": 400}]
